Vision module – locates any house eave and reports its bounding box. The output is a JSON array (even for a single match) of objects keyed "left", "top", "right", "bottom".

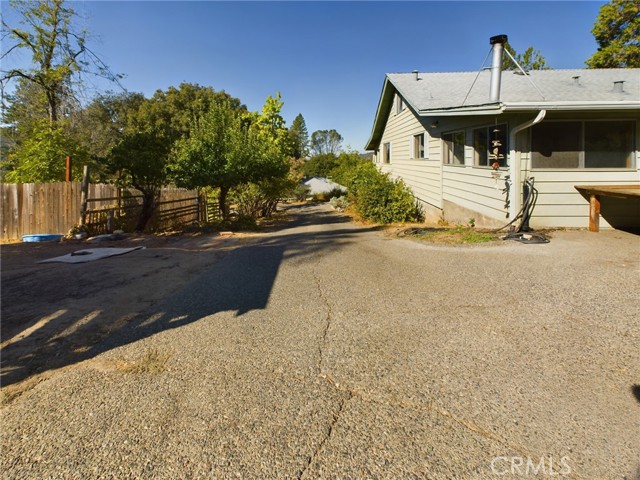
[
  {"left": 414, "top": 101, "right": 640, "bottom": 117},
  {"left": 501, "top": 101, "right": 640, "bottom": 111}
]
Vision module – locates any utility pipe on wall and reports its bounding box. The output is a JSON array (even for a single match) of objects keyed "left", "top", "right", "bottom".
[{"left": 508, "top": 110, "right": 546, "bottom": 220}]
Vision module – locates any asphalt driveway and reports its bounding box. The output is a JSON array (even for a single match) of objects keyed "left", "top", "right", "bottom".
[{"left": 1, "top": 203, "right": 638, "bottom": 478}]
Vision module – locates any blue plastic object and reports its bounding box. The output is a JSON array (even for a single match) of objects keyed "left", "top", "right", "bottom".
[{"left": 21, "top": 234, "right": 64, "bottom": 243}]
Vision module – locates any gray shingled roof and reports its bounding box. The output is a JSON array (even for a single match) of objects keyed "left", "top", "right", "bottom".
[
  {"left": 389, "top": 69, "right": 639, "bottom": 112},
  {"left": 366, "top": 68, "right": 640, "bottom": 150}
]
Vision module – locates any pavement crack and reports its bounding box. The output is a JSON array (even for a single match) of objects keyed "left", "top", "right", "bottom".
[
  {"left": 312, "top": 264, "right": 332, "bottom": 374},
  {"left": 364, "top": 394, "right": 535, "bottom": 461},
  {"left": 298, "top": 388, "right": 354, "bottom": 480}
]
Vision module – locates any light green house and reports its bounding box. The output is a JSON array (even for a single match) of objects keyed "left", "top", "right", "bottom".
[{"left": 365, "top": 37, "right": 640, "bottom": 230}]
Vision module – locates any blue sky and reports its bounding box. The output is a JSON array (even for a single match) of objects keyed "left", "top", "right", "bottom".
[{"left": 2, "top": 1, "right": 605, "bottom": 151}]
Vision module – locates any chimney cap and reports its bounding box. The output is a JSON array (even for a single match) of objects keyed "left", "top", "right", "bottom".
[{"left": 490, "top": 34, "right": 508, "bottom": 45}]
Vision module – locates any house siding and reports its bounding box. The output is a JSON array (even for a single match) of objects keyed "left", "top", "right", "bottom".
[
  {"left": 526, "top": 111, "right": 640, "bottom": 228},
  {"left": 374, "top": 102, "right": 640, "bottom": 229},
  {"left": 378, "top": 95, "right": 444, "bottom": 217}
]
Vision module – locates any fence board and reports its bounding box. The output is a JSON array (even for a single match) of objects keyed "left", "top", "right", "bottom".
[{"left": 1, "top": 181, "right": 202, "bottom": 241}]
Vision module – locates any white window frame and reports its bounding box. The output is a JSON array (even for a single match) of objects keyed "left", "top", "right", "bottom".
[
  {"left": 411, "top": 132, "right": 426, "bottom": 159},
  {"left": 383, "top": 142, "right": 391, "bottom": 163}
]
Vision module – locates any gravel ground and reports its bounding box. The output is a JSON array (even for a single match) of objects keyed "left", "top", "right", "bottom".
[{"left": 1, "top": 203, "right": 639, "bottom": 479}]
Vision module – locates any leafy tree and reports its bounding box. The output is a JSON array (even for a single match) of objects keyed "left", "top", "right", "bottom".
[
  {"left": 107, "top": 131, "right": 170, "bottom": 232},
  {"left": 310, "top": 129, "right": 343, "bottom": 156},
  {"left": 102, "top": 84, "right": 244, "bottom": 230},
  {"left": 1, "top": 0, "right": 122, "bottom": 125},
  {"left": 136, "top": 83, "right": 245, "bottom": 144},
  {"left": 4, "top": 118, "right": 88, "bottom": 183},
  {"left": 586, "top": 0, "right": 640, "bottom": 68},
  {"left": 288, "top": 113, "right": 309, "bottom": 159},
  {"left": 68, "top": 91, "right": 145, "bottom": 174},
  {"left": 170, "top": 96, "right": 290, "bottom": 220},
  {"left": 329, "top": 152, "right": 371, "bottom": 187},
  {"left": 1, "top": 0, "right": 121, "bottom": 182},
  {"left": 302, "top": 153, "right": 339, "bottom": 178},
  {"left": 503, "top": 42, "right": 550, "bottom": 71},
  {"left": 169, "top": 102, "right": 260, "bottom": 220}
]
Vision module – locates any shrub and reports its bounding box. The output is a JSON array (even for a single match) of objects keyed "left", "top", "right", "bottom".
[
  {"left": 348, "top": 163, "right": 423, "bottom": 223},
  {"left": 329, "top": 195, "right": 349, "bottom": 209},
  {"left": 327, "top": 186, "right": 346, "bottom": 198},
  {"left": 294, "top": 184, "right": 311, "bottom": 201}
]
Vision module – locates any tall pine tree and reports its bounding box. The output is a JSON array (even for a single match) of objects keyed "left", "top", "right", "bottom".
[{"left": 288, "top": 114, "right": 309, "bottom": 159}]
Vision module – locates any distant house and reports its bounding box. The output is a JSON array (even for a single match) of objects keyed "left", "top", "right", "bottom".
[
  {"left": 365, "top": 35, "right": 640, "bottom": 229},
  {"left": 303, "top": 177, "right": 345, "bottom": 195}
]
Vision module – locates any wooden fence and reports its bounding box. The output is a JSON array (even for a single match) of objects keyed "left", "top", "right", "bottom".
[{"left": 1, "top": 182, "right": 206, "bottom": 241}]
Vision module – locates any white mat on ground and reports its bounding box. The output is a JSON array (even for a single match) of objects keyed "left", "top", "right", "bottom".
[{"left": 38, "top": 246, "right": 146, "bottom": 264}]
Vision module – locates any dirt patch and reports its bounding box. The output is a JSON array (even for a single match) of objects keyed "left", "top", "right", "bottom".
[{"left": 0, "top": 231, "right": 251, "bottom": 400}]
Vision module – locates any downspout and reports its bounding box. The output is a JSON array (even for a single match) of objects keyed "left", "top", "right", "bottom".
[{"left": 508, "top": 110, "right": 546, "bottom": 219}]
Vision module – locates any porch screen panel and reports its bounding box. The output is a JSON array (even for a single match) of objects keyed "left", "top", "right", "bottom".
[
  {"left": 531, "top": 122, "right": 581, "bottom": 168},
  {"left": 584, "top": 121, "right": 634, "bottom": 168}
]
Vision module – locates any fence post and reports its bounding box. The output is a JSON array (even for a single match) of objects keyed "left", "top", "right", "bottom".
[
  {"left": 65, "top": 156, "right": 72, "bottom": 182},
  {"left": 79, "top": 165, "right": 90, "bottom": 226}
]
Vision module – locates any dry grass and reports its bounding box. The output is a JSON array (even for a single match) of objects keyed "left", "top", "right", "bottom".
[
  {"left": 113, "top": 348, "right": 172, "bottom": 374},
  {"left": 398, "top": 225, "right": 500, "bottom": 245}
]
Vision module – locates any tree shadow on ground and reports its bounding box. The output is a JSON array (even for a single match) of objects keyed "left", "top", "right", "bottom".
[{"left": 0, "top": 205, "right": 381, "bottom": 388}]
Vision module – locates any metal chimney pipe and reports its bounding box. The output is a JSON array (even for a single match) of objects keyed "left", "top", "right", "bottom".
[{"left": 489, "top": 34, "right": 508, "bottom": 103}]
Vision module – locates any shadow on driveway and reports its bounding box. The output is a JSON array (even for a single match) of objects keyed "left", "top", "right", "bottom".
[{"left": 0, "top": 205, "right": 379, "bottom": 388}]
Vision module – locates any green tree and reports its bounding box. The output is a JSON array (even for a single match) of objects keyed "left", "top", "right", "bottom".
[
  {"left": 1, "top": 0, "right": 122, "bottom": 125},
  {"left": 586, "top": 0, "right": 640, "bottom": 68},
  {"left": 288, "top": 113, "right": 309, "bottom": 159},
  {"left": 503, "top": 42, "right": 550, "bottom": 71},
  {"left": 102, "top": 84, "right": 244, "bottom": 230},
  {"left": 4, "top": 118, "right": 88, "bottom": 183},
  {"left": 67, "top": 91, "right": 145, "bottom": 177},
  {"left": 169, "top": 102, "right": 259, "bottom": 220},
  {"left": 108, "top": 131, "right": 169, "bottom": 231},
  {"left": 170, "top": 96, "right": 290, "bottom": 220},
  {"left": 302, "top": 153, "right": 339, "bottom": 178},
  {"left": 1, "top": 0, "right": 121, "bottom": 182},
  {"left": 136, "top": 83, "right": 245, "bottom": 144},
  {"left": 310, "top": 129, "right": 343, "bottom": 156}
]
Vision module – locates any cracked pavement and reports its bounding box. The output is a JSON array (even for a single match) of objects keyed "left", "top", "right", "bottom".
[{"left": 1, "top": 203, "right": 639, "bottom": 479}]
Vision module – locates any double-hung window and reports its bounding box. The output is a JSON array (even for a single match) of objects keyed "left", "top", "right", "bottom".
[{"left": 443, "top": 131, "right": 465, "bottom": 165}]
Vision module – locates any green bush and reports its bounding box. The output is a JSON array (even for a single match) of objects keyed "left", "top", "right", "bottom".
[
  {"left": 348, "top": 163, "right": 423, "bottom": 223},
  {"left": 329, "top": 195, "right": 349, "bottom": 209}
]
